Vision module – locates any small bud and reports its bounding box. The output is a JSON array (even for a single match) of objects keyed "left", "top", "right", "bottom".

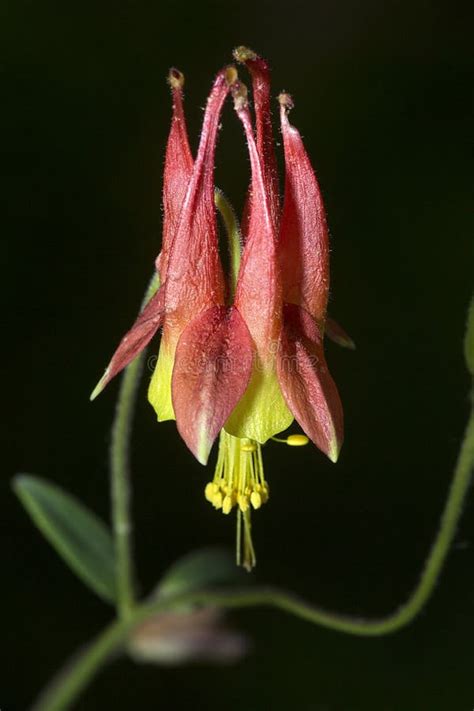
[{"left": 129, "top": 608, "right": 248, "bottom": 666}]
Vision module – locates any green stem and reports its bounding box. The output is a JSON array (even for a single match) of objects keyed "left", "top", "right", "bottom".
[
  {"left": 110, "top": 275, "right": 160, "bottom": 619},
  {"left": 32, "top": 403, "right": 474, "bottom": 711}
]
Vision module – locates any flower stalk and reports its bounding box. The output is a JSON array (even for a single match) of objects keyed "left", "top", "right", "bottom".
[
  {"left": 32, "top": 392, "right": 474, "bottom": 709},
  {"left": 110, "top": 274, "right": 159, "bottom": 618}
]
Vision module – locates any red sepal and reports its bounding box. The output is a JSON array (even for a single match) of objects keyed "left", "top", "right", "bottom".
[
  {"left": 90, "top": 288, "right": 164, "bottom": 400},
  {"left": 233, "top": 87, "right": 281, "bottom": 354},
  {"left": 156, "top": 69, "right": 194, "bottom": 283},
  {"left": 277, "top": 303, "right": 343, "bottom": 462},
  {"left": 172, "top": 306, "right": 254, "bottom": 464},
  {"left": 163, "top": 69, "right": 234, "bottom": 323},
  {"left": 278, "top": 96, "right": 329, "bottom": 324}
]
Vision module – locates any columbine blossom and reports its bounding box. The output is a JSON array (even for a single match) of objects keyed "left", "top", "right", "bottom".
[{"left": 92, "top": 48, "right": 350, "bottom": 569}]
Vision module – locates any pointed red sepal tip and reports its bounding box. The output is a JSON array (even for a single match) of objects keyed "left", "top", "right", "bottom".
[
  {"left": 168, "top": 67, "right": 185, "bottom": 90},
  {"left": 90, "top": 370, "right": 109, "bottom": 402},
  {"left": 89, "top": 287, "right": 164, "bottom": 401},
  {"left": 172, "top": 306, "right": 254, "bottom": 465},
  {"left": 325, "top": 317, "right": 356, "bottom": 350},
  {"left": 277, "top": 304, "right": 344, "bottom": 463}
]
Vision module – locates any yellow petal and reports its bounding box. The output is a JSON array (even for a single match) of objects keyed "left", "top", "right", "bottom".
[
  {"left": 148, "top": 342, "right": 175, "bottom": 422},
  {"left": 224, "top": 367, "right": 293, "bottom": 443}
]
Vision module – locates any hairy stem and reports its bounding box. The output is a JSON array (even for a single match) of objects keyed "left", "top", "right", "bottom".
[
  {"left": 32, "top": 401, "right": 474, "bottom": 710},
  {"left": 110, "top": 274, "right": 160, "bottom": 619}
]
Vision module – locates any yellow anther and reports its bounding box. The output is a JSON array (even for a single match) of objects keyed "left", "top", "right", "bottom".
[
  {"left": 250, "top": 491, "right": 262, "bottom": 510},
  {"left": 212, "top": 491, "right": 223, "bottom": 509},
  {"left": 222, "top": 495, "right": 234, "bottom": 515},
  {"left": 286, "top": 434, "right": 310, "bottom": 447},
  {"left": 204, "top": 482, "right": 215, "bottom": 502},
  {"left": 241, "top": 439, "right": 257, "bottom": 452},
  {"left": 238, "top": 494, "right": 249, "bottom": 512}
]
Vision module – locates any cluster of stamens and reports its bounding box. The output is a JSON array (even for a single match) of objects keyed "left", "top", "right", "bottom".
[
  {"left": 204, "top": 430, "right": 308, "bottom": 570},
  {"left": 204, "top": 432, "right": 269, "bottom": 515}
]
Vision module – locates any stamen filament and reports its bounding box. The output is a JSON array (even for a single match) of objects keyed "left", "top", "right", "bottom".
[{"left": 204, "top": 430, "right": 269, "bottom": 570}]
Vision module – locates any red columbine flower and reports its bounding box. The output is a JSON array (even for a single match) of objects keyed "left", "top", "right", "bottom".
[
  {"left": 92, "top": 49, "right": 349, "bottom": 569},
  {"left": 91, "top": 65, "right": 254, "bottom": 448}
]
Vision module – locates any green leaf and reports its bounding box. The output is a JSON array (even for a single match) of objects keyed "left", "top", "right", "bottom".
[
  {"left": 13, "top": 474, "right": 116, "bottom": 603},
  {"left": 157, "top": 547, "right": 245, "bottom": 601},
  {"left": 464, "top": 296, "right": 474, "bottom": 376}
]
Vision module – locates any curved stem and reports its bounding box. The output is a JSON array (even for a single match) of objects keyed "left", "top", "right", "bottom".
[
  {"left": 32, "top": 403, "right": 474, "bottom": 710},
  {"left": 110, "top": 275, "right": 160, "bottom": 619}
]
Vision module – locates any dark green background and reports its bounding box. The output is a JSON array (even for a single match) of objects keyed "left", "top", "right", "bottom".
[{"left": 2, "top": 1, "right": 473, "bottom": 709}]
